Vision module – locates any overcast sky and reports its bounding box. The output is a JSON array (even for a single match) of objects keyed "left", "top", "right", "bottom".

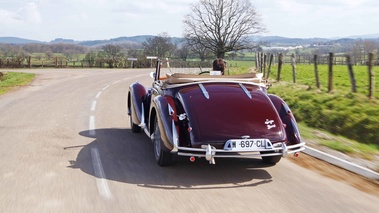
[{"left": 1, "top": 0, "right": 378, "bottom": 42}]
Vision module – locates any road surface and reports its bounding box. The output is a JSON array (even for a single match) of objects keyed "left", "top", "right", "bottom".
[{"left": 0, "top": 68, "right": 378, "bottom": 212}]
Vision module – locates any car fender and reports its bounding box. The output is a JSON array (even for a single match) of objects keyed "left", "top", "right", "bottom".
[
  {"left": 128, "top": 82, "right": 147, "bottom": 126},
  {"left": 150, "top": 95, "right": 176, "bottom": 151},
  {"left": 268, "top": 94, "right": 302, "bottom": 145}
]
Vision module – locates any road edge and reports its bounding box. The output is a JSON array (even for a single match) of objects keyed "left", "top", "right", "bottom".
[{"left": 302, "top": 145, "right": 379, "bottom": 180}]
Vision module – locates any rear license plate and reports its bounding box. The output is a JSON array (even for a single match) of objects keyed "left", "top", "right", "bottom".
[{"left": 228, "top": 139, "right": 269, "bottom": 151}]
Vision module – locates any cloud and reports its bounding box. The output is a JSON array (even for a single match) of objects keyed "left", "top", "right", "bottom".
[
  {"left": 22, "top": 2, "right": 42, "bottom": 24},
  {"left": 0, "top": 2, "right": 42, "bottom": 25},
  {"left": 1, "top": 0, "right": 378, "bottom": 41},
  {"left": 254, "top": 0, "right": 379, "bottom": 38},
  {"left": 0, "top": 9, "right": 19, "bottom": 25}
]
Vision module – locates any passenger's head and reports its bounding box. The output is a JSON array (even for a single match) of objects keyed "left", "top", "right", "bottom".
[{"left": 212, "top": 58, "right": 225, "bottom": 74}]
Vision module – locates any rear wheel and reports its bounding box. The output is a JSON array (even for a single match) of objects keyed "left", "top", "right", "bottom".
[
  {"left": 261, "top": 152, "right": 281, "bottom": 164},
  {"left": 152, "top": 117, "right": 173, "bottom": 166},
  {"left": 129, "top": 110, "right": 141, "bottom": 133}
]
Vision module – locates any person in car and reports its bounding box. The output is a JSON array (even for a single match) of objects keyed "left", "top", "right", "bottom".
[{"left": 212, "top": 58, "right": 225, "bottom": 75}]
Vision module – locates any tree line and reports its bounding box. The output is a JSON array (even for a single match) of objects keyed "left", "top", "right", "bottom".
[
  {"left": 1, "top": 0, "right": 378, "bottom": 69},
  {"left": 0, "top": 0, "right": 267, "bottom": 68}
]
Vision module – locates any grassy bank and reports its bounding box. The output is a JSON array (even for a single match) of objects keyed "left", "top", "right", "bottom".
[
  {"left": 267, "top": 64, "right": 378, "bottom": 146},
  {"left": 0, "top": 72, "right": 36, "bottom": 95}
]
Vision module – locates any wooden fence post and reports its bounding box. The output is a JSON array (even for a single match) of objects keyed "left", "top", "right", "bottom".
[
  {"left": 328, "top": 52, "right": 334, "bottom": 93},
  {"left": 267, "top": 54, "right": 273, "bottom": 79},
  {"left": 263, "top": 54, "right": 267, "bottom": 77},
  {"left": 368, "top": 53, "right": 375, "bottom": 99},
  {"left": 28, "top": 56, "right": 31, "bottom": 68},
  {"left": 277, "top": 53, "right": 283, "bottom": 82},
  {"left": 260, "top": 53, "right": 264, "bottom": 73},
  {"left": 346, "top": 55, "right": 357, "bottom": 93},
  {"left": 291, "top": 53, "right": 297, "bottom": 83},
  {"left": 255, "top": 52, "right": 259, "bottom": 69},
  {"left": 314, "top": 55, "right": 320, "bottom": 89}
]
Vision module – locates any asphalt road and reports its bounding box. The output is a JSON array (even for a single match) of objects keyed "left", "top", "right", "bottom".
[{"left": 0, "top": 68, "right": 378, "bottom": 213}]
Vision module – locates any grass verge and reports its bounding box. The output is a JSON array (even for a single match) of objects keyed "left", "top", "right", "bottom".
[
  {"left": 0, "top": 72, "right": 36, "bottom": 95},
  {"left": 298, "top": 123, "right": 378, "bottom": 160}
]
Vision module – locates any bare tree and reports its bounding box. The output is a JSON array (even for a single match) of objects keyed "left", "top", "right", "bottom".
[
  {"left": 45, "top": 50, "right": 53, "bottom": 60},
  {"left": 128, "top": 49, "right": 142, "bottom": 58},
  {"left": 183, "top": 0, "right": 265, "bottom": 58},
  {"left": 84, "top": 51, "right": 98, "bottom": 67},
  {"left": 186, "top": 39, "right": 214, "bottom": 61},
  {"left": 100, "top": 44, "right": 123, "bottom": 68},
  {"left": 63, "top": 49, "right": 78, "bottom": 62},
  {"left": 176, "top": 45, "right": 190, "bottom": 61},
  {"left": 351, "top": 39, "right": 379, "bottom": 64},
  {"left": 142, "top": 32, "right": 176, "bottom": 59}
]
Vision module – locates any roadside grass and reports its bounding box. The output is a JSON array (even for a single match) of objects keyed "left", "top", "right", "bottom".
[
  {"left": 298, "top": 123, "right": 378, "bottom": 160},
  {"left": 0, "top": 72, "right": 36, "bottom": 95}
]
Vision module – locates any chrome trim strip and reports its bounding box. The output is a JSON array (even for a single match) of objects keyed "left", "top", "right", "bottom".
[
  {"left": 291, "top": 119, "right": 302, "bottom": 142},
  {"left": 171, "top": 120, "right": 179, "bottom": 152},
  {"left": 282, "top": 102, "right": 291, "bottom": 114},
  {"left": 239, "top": 83, "right": 252, "bottom": 99},
  {"left": 168, "top": 104, "right": 174, "bottom": 116},
  {"left": 139, "top": 103, "right": 146, "bottom": 128},
  {"left": 198, "top": 83, "right": 209, "bottom": 99}
]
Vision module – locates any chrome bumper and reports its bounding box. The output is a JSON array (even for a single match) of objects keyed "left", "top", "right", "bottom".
[{"left": 172, "top": 142, "right": 306, "bottom": 164}]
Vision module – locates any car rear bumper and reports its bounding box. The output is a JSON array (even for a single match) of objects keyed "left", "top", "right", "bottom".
[{"left": 172, "top": 142, "right": 306, "bottom": 164}]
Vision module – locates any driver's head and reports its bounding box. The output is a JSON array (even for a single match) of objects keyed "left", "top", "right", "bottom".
[{"left": 212, "top": 58, "right": 225, "bottom": 74}]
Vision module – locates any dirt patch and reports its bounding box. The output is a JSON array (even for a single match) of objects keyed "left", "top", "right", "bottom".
[{"left": 289, "top": 153, "right": 379, "bottom": 197}]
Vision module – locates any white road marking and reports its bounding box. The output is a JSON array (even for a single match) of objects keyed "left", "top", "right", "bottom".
[
  {"left": 102, "top": 85, "right": 110, "bottom": 90},
  {"left": 96, "top": 91, "right": 102, "bottom": 99},
  {"left": 91, "top": 147, "right": 112, "bottom": 199},
  {"left": 89, "top": 116, "right": 95, "bottom": 136},
  {"left": 91, "top": 101, "right": 97, "bottom": 111},
  {"left": 112, "top": 80, "right": 121, "bottom": 84},
  {"left": 123, "top": 74, "right": 145, "bottom": 81},
  {"left": 88, "top": 74, "right": 146, "bottom": 199}
]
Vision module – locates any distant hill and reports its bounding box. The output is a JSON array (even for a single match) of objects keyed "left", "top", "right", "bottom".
[
  {"left": 77, "top": 35, "right": 156, "bottom": 46},
  {"left": 50, "top": 38, "right": 76, "bottom": 44},
  {"left": 348, "top": 33, "right": 379, "bottom": 39},
  {"left": 0, "top": 34, "right": 378, "bottom": 46},
  {"left": 0, "top": 37, "right": 43, "bottom": 44},
  {"left": 77, "top": 35, "right": 185, "bottom": 47},
  {"left": 255, "top": 36, "right": 330, "bottom": 45}
]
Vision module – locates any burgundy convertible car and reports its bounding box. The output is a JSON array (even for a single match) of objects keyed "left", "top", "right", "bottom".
[{"left": 128, "top": 60, "right": 305, "bottom": 166}]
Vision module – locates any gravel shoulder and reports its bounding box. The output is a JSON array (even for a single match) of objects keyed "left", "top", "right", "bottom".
[{"left": 289, "top": 153, "right": 379, "bottom": 197}]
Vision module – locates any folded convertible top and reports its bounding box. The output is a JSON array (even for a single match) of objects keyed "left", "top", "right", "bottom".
[{"left": 163, "top": 73, "right": 263, "bottom": 84}]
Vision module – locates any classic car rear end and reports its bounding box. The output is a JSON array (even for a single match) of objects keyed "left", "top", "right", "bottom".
[
  {"left": 176, "top": 82, "right": 286, "bottom": 147},
  {"left": 128, "top": 61, "right": 305, "bottom": 166}
]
